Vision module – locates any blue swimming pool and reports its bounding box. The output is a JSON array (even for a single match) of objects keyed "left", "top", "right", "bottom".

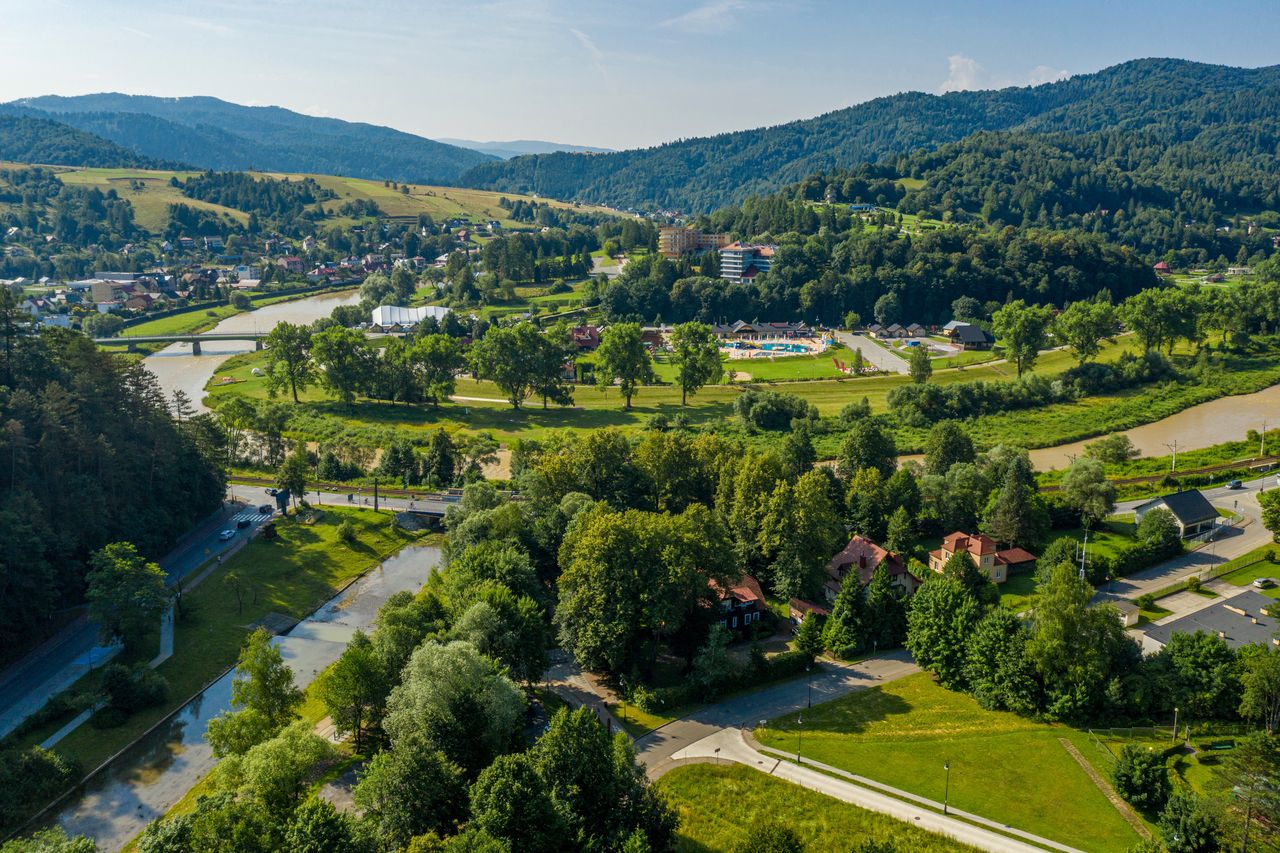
[{"left": 759, "top": 343, "right": 809, "bottom": 353}]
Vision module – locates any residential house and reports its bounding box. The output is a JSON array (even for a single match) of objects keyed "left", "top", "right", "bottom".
[
  {"left": 905, "top": 323, "right": 927, "bottom": 337},
  {"left": 945, "top": 322, "right": 992, "bottom": 350},
  {"left": 203, "top": 236, "right": 224, "bottom": 252},
  {"left": 719, "top": 243, "right": 775, "bottom": 285},
  {"left": 1134, "top": 490, "right": 1219, "bottom": 538},
  {"left": 825, "top": 535, "right": 921, "bottom": 602},
  {"left": 866, "top": 323, "right": 884, "bottom": 336},
  {"left": 1142, "top": 591, "right": 1277, "bottom": 653},
  {"left": 711, "top": 574, "right": 766, "bottom": 635},
  {"left": 927, "top": 531, "right": 1036, "bottom": 585},
  {"left": 848, "top": 203, "right": 877, "bottom": 213},
  {"left": 1153, "top": 261, "right": 1172, "bottom": 275},
  {"left": 301, "top": 235, "right": 317, "bottom": 253},
  {"left": 178, "top": 236, "right": 196, "bottom": 251},
  {"left": 277, "top": 256, "right": 304, "bottom": 274},
  {"left": 124, "top": 293, "right": 163, "bottom": 312},
  {"left": 881, "top": 323, "right": 907, "bottom": 338},
  {"left": 570, "top": 325, "right": 601, "bottom": 351},
  {"left": 788, "top": 598, "right": 830, "bottom": 624}
]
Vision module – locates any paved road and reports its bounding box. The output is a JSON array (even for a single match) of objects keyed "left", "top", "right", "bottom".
[
  {"left": 834, "top": 331, "right": 909, "bottom": 374},
  {"left": 637, "top": 650, "right": 918, "bottom": 775},
  {"left": 226, "top": 483, "right": 456, "bottom": 515},
  {"left": 0, "top": 501, "right": 271, "bottom": 739},
  {"left": 1098, "top": 475, "right": 1271, "bottom": 602}
]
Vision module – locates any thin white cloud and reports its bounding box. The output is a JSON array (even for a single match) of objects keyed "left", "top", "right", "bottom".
[
  {"left": 940, "top": 54, "right": 984, "bottom": 92},
  {"left": 1028, "top": 64, "right": 1070, "bottom": 86},
  {"left": 570, "top": 28, "right": 603, "bottom": 62},
  {"left": 659, "top": 0, "right": 750, "bottom": 34}
]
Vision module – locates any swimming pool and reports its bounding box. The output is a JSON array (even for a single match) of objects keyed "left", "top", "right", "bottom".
[{"left": 759, "top": 343, "right": 810, "bottom": 353}]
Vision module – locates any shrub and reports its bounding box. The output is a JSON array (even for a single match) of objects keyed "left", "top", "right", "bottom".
[
  {"left": 1111, "top": 744, "right": 1170, "bottom": 811},
  {"left": 733, "top": 389, "right": 817, "bottom": 431},
  {"left": 337, "top": 519, "right": 357, "bottom": 545},
  {"left": 0, "top": 746, "right": 81, "bottom": 834},
  {"left": 1135, "top": 593, "right": 1156, "bottom": 611},
  {"left": 1185, "top": 575, "right": 1202, "bottom": 593},
  {"left": 102, "top": 663, "right": 169, "bottom": 713}
]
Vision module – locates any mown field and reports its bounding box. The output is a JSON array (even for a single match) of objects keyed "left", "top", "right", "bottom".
[
  {"left": 757, "top": 673, "right": 1146, "bottom": 852},
  {"left": 43, "top": 165, "right": 617, "bottom": 233}
]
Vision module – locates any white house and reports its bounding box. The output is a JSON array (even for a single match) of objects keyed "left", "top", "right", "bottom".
[{"left": 370, "top": 305, "right": 450, "bottom": 330}]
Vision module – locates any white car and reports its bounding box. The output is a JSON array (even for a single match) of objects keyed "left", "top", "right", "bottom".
[{"left": 218, "top": 529, "right": 236, "bottom": 541}]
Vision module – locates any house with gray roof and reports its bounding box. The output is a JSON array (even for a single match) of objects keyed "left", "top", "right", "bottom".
[{"left": 1134, "top": 489, "right": 1218, "bottom": 538}]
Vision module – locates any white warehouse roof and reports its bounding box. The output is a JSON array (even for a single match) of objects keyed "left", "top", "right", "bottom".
[{"left": 371, "top": 305, "right": 451, "bottom": 326}]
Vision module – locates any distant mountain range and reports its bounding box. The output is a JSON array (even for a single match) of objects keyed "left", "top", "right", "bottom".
[
  {"left": 0, "top": 112, "right": 182, "bottom": 170},
  {"left": 1, "top": 93, "right": 497, "bottom": 182},
  {"left": 460, "top": 58, "right": 1280, "bottom": 212},
  {"left": 437, "top": 138, "right": 613, "bottom": 160}
]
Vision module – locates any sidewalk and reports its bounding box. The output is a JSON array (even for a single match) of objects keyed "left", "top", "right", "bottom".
[{"left": 663, "top": 727, "right": 1078, "bottom": 853}]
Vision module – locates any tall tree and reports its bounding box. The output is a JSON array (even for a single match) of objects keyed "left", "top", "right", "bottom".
[
  {"left": 923, "top": 420, "right": 975, "bottom": 476},
  {"left": 982, "top": 454, "right": 1049, "bottom": 548},
  {"left": 908, "top": 344, "right": 932, "bottom": 384},
  {"left": 310, "top": 325, "right": 373, "bottom": 403},
  {"left": 531, "top": 323, "right": 576, "bottom": 409},
  {"left": 85, "top": 542, "right": 168, "bottom": 651},
  {"left": 353, "top": 735, "right": 469, "bottom": 849},
  {"left": 991, "top": 300, "right": 1053, "bottom": 377},
  {"left": 669, "top": 321, "right": 723, "bottom": 406},
  {"left": 838, "top": 417, "right": 897, "bottom": 480},
  {"left": 263, "top": 321, "right": 315, "bottom": 403},
  {"left": 1055, "top": 300, "right": 1116, "bottom": 365},
  {"left": 1061, "top": 458, "right": 1116, "bottom": 528},
  {"left": 409, "top": 333, "right": 465, "bottom": 408},
  {"left": 318, "top": 629, "right": 388, "bottom": 752},
  {"left": 905, "top": 575, "right": 980, "bottom": 690},
  {"left": 596, "top": 322, "right": 654, "bottom": 409},
  {"left": 468, "top": 322, "right": 542, "bottom": 409}
]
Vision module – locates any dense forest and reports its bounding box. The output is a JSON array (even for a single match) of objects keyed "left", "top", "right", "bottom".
[
  {"left": 462, "top": 59, "right": 1280, "bottom": 212},
  {"left": 599, "top": 219, "right": 1155, "bottom": 325},
  {"left": 174, "top": 171, "right": 337, "bottom": 223},
  {"left": 0, "top": 306, "right": 226, "bottom": 653},
  {"left": 0, "top": 113, "right": 178, "bottom": 170},
  {"left": 5, "top": 94, "right": 498, "bottom": 183}
]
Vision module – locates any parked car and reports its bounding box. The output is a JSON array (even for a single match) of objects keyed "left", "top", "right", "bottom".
[
  {"left": 1253, "top": 577, "right": 1275, "bottom": 589},
  {"left": 258, "top": 504, "right": 273, "bottom": 514},
  {"left": 218, "top": 529, "right": 235, "bottom": 541},
  {"left": 1227, "top": 479, "right": 1244, "bottom": 490}
]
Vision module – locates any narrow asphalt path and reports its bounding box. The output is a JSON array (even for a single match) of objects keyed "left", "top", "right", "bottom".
[{"left": 833, "top": 331, "right": 909, "bottom": 374}]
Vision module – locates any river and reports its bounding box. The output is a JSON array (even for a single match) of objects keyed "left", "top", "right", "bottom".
[
  {"left": 49, "top": 543, "right": 440, "bottom": 852},
  {"left": 142, "top": 289, "right": 361, "bottom": 413}
]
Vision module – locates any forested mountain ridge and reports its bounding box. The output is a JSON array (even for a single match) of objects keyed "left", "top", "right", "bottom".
[
  {"left": 5, "top": 93, "right": 499, "bottom": 183},
  {"left": 461, "top": 58, "right": 1280, "bottom": 212},
  {"left": 0, "top": 112, "right": 182, "bottom": 170}
]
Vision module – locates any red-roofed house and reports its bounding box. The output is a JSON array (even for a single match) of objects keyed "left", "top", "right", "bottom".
[
  {"left": 928, "top": 531, "right": 1036, "bottom": 584},
  {"left": 1153, "top": 261, "right": 1172, "bottom": 275},
  {"left": 711, "top": 574, "right": 766, "bottom": 635},
  {"left": 825, "top": 535, "right": 920, "bottom": 603},
  {"left": 570, "top": 325, "right": 601, "bottom": 351}
]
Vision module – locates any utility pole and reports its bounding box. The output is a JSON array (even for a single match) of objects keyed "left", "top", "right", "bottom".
[
  {"left": 1078, "top": 529, "right": 1089, "bottom": 581},
  {"left": 1165, "top": 439, "right": 1179, "bottom": 472},
  {"left": 944, "top": 761, "right": 951, "bottom": 815},
  {"left": 373, "top": 476, "right": 379, "bottom": 513},
  {"left": 1262, "top": 419, "right": 1268, "bottom": 458}
]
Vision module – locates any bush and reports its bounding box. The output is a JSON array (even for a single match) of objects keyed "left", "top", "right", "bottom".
[
  {"left": 1111, "top": 744, "right": 1171, "bottom": 811},
  {"left": 1185, "top": 575, "right": 1202, "bottom": 593},
  {"left": 102, "top": 663, "right": 169, "bottom": 713},
  {"left": 91, "top": 706, "right": 129, "bottom": 729},
  {"left": 337, "top": 519, "right": 357, "bottom": 545},
  {"left": 231, "top": 292, "right": 252, "bottom": 310},
  {"left": 1135, "top": 593, "right": 1156, "bottom": 611},
  {"left": 733, "top": 389, "right": 817, "bottom": 431},
  {"left": 0, "top": 746, "right": 81, "bottom": 834}
]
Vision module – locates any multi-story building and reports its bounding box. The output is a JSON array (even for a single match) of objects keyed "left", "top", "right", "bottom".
[
  {"left": 719, "top": 242, "right": 775, "bottom": 284},
  {"left": 657, "top": 226, "right": 730, "bottom": 259}
]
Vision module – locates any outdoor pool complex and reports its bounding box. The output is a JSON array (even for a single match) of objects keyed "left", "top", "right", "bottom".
[
  {"left": 720, "top": 338, "right": 828, "bottom": 357},
  {"left": 760, "top": 343, "right": 809, "bottom": 353}
]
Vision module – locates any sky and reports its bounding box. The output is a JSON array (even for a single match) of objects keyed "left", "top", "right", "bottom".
[{"left": 0, "top": 0, "right": 1277, "bottom": 151}]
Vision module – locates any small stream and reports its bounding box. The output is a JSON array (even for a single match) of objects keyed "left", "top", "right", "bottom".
[{"left": 49, "top": 544, "right": 440, "bottom": 852}]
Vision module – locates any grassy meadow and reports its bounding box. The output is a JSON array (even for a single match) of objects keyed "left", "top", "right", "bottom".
[{"left": 757, "top": 673, "right": 1146, "bottom": 852}]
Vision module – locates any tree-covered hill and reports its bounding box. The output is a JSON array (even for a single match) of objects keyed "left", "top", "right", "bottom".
[
  {"left": 461, "top": 58, "right": 1280, "bottom": 212},
  {"left": 0, "top": 112, "right": 180, "bottom": 170},
  {"left": 7, "top": 93, "right": 499, "bottom": 183}
]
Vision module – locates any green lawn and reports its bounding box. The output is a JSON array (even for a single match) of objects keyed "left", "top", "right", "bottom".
[
  {"left": 657, "top": 764, "right": 978, "bottom": 853},
  {"left": 998, "top": 572, "right": 1037, "bottom": 611},
  {"left": 756, "top": 673, "right": 1143, "bottom": 852},
  {"left": 11, "top": 508, "right": 419, "bottom": 781},
  {"left": 1217, "top": 545, "right": 1280, "bottom": 597}
]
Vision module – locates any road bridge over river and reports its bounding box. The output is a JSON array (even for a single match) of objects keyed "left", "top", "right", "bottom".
[{"left": 95, "top": 332, "right": 269, "bottom": 354}]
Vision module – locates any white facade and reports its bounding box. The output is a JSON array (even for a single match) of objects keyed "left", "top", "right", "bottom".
[{"left": 370, "top": 305, "right": 451, "bottom": 328}]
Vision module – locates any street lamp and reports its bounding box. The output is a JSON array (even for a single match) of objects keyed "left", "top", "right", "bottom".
[
  {"left": 806, "top": 664, "right": 813, "bottom": 709},
  {"left": 797, "top": 714, "right": 803, "bottom": 763},
  {"left": 943, "top": 761, "right": 951, "bottom": 815},
  {"left": 1173, "top": 707, "right": 1180, "bottom": 745}
]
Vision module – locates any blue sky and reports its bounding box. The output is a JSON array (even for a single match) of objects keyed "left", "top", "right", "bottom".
[{"left": 0, "top": 0, "right": 1276, "bottom": 150}]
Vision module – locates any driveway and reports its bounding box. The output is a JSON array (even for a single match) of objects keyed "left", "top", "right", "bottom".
[
  {"left": 1099, "top": 475, "right": 1271, "bottom": 602},
  {"left": 834, "top": 331, "right": 909, "bottom": 374},
  {"left": 637, "top": 650, "right": 917, "bottom": 774}
]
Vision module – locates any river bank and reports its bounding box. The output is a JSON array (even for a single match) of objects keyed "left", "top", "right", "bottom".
[
  {"left": 142, "top": 288, "right": 360, "bottom": 413},
  {"left": 42, "top": 539, "right": 438, "bottom": 851}
]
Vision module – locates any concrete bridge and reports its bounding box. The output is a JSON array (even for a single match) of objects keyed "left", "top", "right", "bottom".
[{"left": 94, "top": 332, "right": 268, "bottom": 354}]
